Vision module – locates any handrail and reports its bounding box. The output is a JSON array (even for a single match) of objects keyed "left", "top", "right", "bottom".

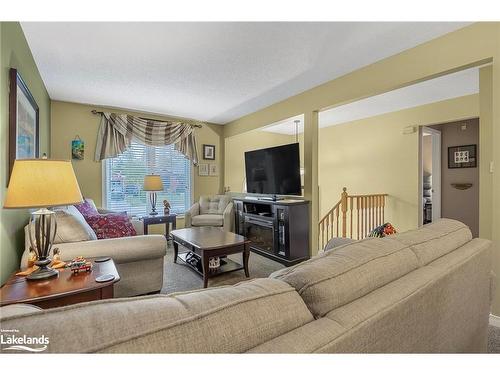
[{"left": 318, "top": 187, "right": 388, "bottom": 250}]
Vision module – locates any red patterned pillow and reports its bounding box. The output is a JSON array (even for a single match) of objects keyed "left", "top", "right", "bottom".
[
  {"left": 85, "top": 213, "right": 137, "bottom": 239},
  {"left": 74, "top": 199, "right": 99, "bottom": 218}
]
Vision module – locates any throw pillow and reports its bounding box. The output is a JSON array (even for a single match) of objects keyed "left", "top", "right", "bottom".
[
  {"left": 29, "top": 208, "right": 97, "bottom": 244},
  {"left": 368, "top": 223, "right": 397, "bottom": 238},
  {"left": 74, "top": 199, "right": 99, "bottom": 218},
  {"left": 85, "top": 213, "right": 137, "bottom": 239}
]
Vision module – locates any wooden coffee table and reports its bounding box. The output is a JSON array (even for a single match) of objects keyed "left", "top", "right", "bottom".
[
  {"left": 171, "top": 227, "right": 250, "bottom": 288},
  {"left": 0, "top": 258, "right": 120, "bottom": 309}
]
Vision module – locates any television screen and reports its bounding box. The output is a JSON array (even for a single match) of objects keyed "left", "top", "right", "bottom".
[{"left": 244, "top": 143, "right": 301, "bottom": 196}]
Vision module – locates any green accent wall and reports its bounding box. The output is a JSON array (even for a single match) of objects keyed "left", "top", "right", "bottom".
[{"left": 0, "top": 22, "right": 50, "bottom": 284}]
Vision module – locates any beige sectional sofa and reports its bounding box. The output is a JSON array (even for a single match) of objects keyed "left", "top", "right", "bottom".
[{"left": 1, "top": 219, "right": 492, "bottom": 353}]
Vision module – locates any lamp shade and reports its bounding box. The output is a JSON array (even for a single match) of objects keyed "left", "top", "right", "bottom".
[
  {"left": 4, "top": 159, "right": 83, "bottom": 209},
  {"left": 143, "top": 175, "right": 164, "bottom": 191}
]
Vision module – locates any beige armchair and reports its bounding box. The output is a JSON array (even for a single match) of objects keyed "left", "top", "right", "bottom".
[{"left": 185, "top": 195, "right": 234, "bottom": 232}]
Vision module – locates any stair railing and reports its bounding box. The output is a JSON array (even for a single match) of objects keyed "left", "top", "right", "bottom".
[{"left": 318, "top": 187, "right": 388, "bottom": 250}]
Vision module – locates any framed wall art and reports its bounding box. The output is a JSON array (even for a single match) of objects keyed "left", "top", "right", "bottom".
[
  {"left": 72, "top": 136, "right": 85, "bottom": 160},
  {"left": 9, "top": 68, "right": 40, "bottom": 182},
  {"left": 203, "top": 144, "right": 215, "bottom": 160},
  {"left": 448, "top": 144, "right": 477, "bottom": 169},
  {"left": 209, "top": 163, "right": 218, "bottom": 176},
  {"left": 198, "top": 163, "right": 209, "bottom": 176}
]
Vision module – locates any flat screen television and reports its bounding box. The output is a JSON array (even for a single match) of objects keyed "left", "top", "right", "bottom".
[{"left": 244, "top": 143, "right": 301, "bottom": 197}]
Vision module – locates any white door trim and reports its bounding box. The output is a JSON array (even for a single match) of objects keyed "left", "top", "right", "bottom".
[
  {"left": 427, "top": 126, "right": 441, "bottom": 221},
  {"left": 420, "top": 126, "right": 442, "bottom": 224}
]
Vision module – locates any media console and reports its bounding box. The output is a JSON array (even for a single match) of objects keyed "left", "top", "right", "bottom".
[{"left": 233, "top": 198, "right": 310, "bottom": 266}]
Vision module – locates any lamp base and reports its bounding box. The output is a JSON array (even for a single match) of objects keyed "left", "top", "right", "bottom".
[
  {"left": 148, "top": 192, "right": 158, "bottom": 216},
  {"left": 26, "top": 258, "right": 58, "bottom": 280}
]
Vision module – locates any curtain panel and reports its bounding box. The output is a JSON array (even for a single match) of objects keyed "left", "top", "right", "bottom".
[{"left": 94, "top": 112, "right": 200, "bottom": 165}]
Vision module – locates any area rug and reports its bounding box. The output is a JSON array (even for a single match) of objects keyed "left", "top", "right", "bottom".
[{"left": 161, "top": 242, "right": 284, "bottom": 294}]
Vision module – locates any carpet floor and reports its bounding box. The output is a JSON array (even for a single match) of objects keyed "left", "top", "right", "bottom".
[
  {"left": 488, "top": 325, "right": 500, "bottom": 353},
  {"left": 159, "top": 243, "right": 500, "bottom": 353},
  {"left": 160, "top": 243, "right": 284, "bottom": 295}
]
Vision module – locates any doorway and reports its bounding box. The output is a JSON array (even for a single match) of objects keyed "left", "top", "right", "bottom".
[
  {"left": 422, "top": 118, "right": 480, "bottom": 236},
  {"left": 420, "top": 127, "right": 442, "bottom": 225}
]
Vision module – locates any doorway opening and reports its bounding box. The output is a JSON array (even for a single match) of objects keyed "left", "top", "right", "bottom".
[{"left": 419, "top": 118, "right": 480, "bottom": 237}]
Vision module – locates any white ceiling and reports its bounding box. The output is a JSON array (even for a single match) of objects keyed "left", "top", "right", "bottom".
[
  {"left": 260, "top": 67, "right": 479, "bottom": 135},
  {"left": 21, "top": 22, "right": 470, "bottom": 124}
]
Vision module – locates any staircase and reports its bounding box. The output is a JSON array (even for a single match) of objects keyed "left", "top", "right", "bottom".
[{"left": 319, "top": 187, "right": 388, "bottom": 250}]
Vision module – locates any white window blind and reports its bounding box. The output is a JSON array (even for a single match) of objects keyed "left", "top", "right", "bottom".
[{"left": 105, "top": 142, "right": 191, "bottom": 216}]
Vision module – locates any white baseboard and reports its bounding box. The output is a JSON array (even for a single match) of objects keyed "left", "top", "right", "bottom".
[{"left": 490, "top": 314, "right": 500, "bottom": 328}]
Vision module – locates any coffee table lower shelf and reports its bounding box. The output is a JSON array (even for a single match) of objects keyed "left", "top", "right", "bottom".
[{"left": 176, "top": 252, "right": 244, "bottom": 277}]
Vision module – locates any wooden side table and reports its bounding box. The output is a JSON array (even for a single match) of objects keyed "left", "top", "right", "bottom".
[
  {"left": 0, "top": 258, "right": 120, "bottom": 309},
  {"left": 142, "top": 214, "right": 177, "bottom": 238}
]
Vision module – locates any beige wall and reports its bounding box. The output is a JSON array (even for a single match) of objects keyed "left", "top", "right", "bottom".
[
  {"left": 224, "top": 129, "right": 299, "bottom": 193},
  {"left": 50, "top": 100, "right": 224, "bottom": 230},
  {"left": 431, "top": 118, "right": 480, "bottom": 237},
  {"left": 0, "top": 22, "right": 51, "bottom": 284},
  {"left": 422, "top": 135, "right": 433, "bottom": 175},
  {"left": 318, "top": 94, "right": 479, "bottom": 235}
]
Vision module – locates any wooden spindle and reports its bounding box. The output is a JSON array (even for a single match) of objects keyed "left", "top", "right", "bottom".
[
  {"left": 325, "top": 212, "right": 328, "bottom": 243},
  {"left": 357, "top": 197, "right": 360, "bottom": 240},
  {"left": 377, "top": 196, "right": 380, "bottom": 226},
  {"left": 330, "top": 211, "right": 334, "bottom": 242},
  {"left": 321, "top": 221, "right": 324, "bottom": 249},
  {"left": 349, "top": 196, "right": 353, "bottom": 238},
  {"left": 363, "top": 196, "right": 367, "bottom": 238},
  {"left": 382, "top": 195, "right": 385, "bottom": 224},
  {"left": 341, "top": 187, "right": 348, "bottom": 238},
  {"left": 336, "top": 206, "right": 339, "bottom": 237}
]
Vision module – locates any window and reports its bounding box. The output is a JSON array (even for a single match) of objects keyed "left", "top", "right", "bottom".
[{"left": 104, "top": 142, "right": 192, "bottom": 216}]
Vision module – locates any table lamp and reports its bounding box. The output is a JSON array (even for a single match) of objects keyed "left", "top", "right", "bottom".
[
  {"left": 3, "top": 159, "right": 83, "bottom": 280},
  {"left": 143, "top": 174, "right": 164, "bottom": 216}
]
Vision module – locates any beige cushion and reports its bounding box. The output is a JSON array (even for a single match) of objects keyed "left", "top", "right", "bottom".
[
  {"left": 319, "top": 238, "right": 491, "bottom": 353},
  {"left": 199, "top": 195, "right": 230, "bottom": 215},
  {"left": 27, "top": 206, "right": 97, "bottom": 245},
  {"left": 270, "top": 237, "right": 419, "bottom": 317},
  {"left": 192, "top": 214, "right": 223, "bottom": 227},
  {"left": 0, "top": 278, "right": 313, "bottom": 353},
  {"left": 392, "top": 219, "right": 472, "bottom": 266},
  {"left": 48, "top": 235, "right": 167, "bottom": 264}
]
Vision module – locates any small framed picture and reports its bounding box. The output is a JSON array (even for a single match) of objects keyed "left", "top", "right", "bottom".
[
  {"left": 209, "top": 164, "right": 218, "bottom": 176},
  {"left": 71, "top": 136, "right": 84, "bottom": 160},
  {"left": 448, "top": 144, "right": 477, "bottom": 169},
  {"left": 203, "top": 144, "right": 215, "bottom": 160},
  {"left": 198, "top": 163, "right": 209, "bottom": 176}
]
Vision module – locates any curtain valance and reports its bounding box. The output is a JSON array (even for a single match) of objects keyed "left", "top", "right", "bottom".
[{"left": 94, "top": 112, "right": 200, "bottom": 165}]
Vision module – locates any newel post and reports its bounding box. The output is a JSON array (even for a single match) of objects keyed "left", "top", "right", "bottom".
[{"left": 341, "top": 187, "right": 348, "bottom": 237}]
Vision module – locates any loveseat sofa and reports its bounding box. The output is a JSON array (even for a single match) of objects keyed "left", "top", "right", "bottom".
[
  {"left": 2, "top": 219, "right": 492, "bottom": 353},
  {"left": 20, "top": 200, "right": 167, "bottom": 297}
]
